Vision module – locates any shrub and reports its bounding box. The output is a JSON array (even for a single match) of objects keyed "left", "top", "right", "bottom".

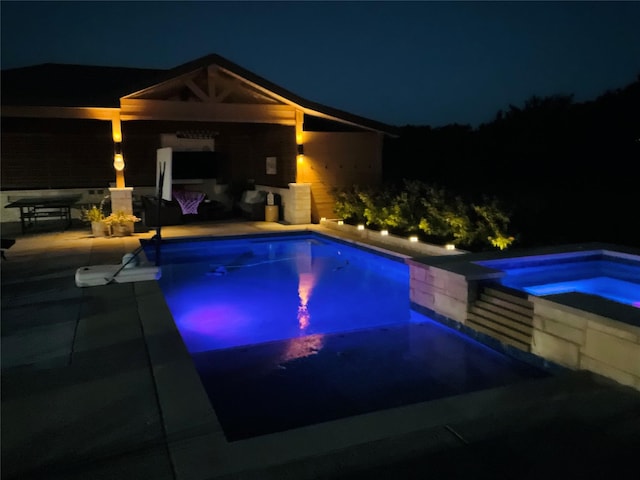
[
  {"left": 104, "top": 210, "right": 141, "bottom": 226},
  {"left": 333, "top": 180, "right": 515, "bottom": 251},
  {"left": 81, "top": 205, "right": 105, "bottom": 223}
]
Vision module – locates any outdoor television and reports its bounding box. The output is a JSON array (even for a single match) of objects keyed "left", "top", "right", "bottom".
[{"left": 171, "top": 151, "right": 217, "bottom": 180}]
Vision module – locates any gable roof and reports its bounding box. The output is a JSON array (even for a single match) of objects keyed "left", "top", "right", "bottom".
[{"left": 1, "top": 53, "right": 397, "bottom": 135}]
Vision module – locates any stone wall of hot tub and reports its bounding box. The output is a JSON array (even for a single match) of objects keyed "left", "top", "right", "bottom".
[
  {"left": 407, "top": 257, "right": 640, "bottom": 392},
  {"left": 530, "top": 296, "right": 640, "bottom": 390},
  {"left": 407, "top": 260, "right": 476, "bottom": 325}
]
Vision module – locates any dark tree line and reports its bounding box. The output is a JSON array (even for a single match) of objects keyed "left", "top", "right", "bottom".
[{"left": 383, "top": 75, "right": 640, "bottom": 249}]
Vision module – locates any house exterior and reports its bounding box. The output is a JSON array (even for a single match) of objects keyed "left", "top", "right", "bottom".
[{"left": 1, "top": 53, "right": 397, "bottom": 226}]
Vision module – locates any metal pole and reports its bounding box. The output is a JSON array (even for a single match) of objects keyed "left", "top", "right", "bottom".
[{"left": 155, "top": 161, "right": 166, "bottom": 266}]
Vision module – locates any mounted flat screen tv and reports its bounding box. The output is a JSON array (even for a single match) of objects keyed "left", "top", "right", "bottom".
[{"left": 171, "top": 151, "right": 217, "bottom": 180}]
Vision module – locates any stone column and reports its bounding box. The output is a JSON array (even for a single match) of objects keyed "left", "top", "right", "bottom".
[
  {"left": 108, "top": 187, "right": 135, "bottom": 236},
  {"left": 285, "top": 183, "right": 311, "bottom": 224},
  {"left": 109, "top": 187, "right": 134, "bottom": 215}
]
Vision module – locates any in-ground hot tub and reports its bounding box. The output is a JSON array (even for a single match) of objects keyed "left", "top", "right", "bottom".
[
  {"left": 407, "top": 243, "right": 640, "bottom": 391},
  {"left": 475, "top": 249, "right": 640, "bottom": 311}
]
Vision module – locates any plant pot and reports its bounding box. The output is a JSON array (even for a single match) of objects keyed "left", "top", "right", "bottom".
[
  {"left": 91, "top": 221, "right": 110, "bottom": 237},
  {"left": 111, "top": 223, "right": 132, "bottom": 237}
]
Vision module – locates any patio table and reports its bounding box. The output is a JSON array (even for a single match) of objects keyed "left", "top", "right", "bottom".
[{"left": 5, "top": 194, "right": 82, "bottom": 233}]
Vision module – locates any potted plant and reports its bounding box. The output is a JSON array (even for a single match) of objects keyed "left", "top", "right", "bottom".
[
  {"left": 104, "top": 210, "right": 141, "bottom": 237},
  {"left": 81, "top": 204, "right": 109, "bottom": 237}
]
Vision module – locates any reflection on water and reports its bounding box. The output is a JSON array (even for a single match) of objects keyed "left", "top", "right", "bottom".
[
  {"left": 284, "top": 251, "right": 324, "bottom": 362},
  {"left": 295, "top": 241, "right": 317, "bottom": 332},
  {"left": 297, "top": 272, "right": 315, "bottom": 330},
  {"left": 280, "top": 333, "right": 324, "bottom": 363}
]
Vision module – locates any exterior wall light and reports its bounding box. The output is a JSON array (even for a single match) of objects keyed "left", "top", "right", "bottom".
[
  {"left": 357, "top": 224, "right": 365, "bottom": 230},
  {"left": 380, "top": 230, "right": 389, "bottom": 236},
  {"left": 112, "top": 141, "right": 125, "bottom": 187},
  {"left": 113, "top": 154, "right": 125, "bottom": 171},
  {"left": 409, "top": 235, "right": 419, "bottom": 242},
  {"left": 320, "top": 217, "right": 327, "bottom": 222},
  {"left": 337, "top": 220, "right": 344, "bottom": 225},
  {"left": 297, "top": 144, "right": 305, "bottom": 164},
  {"left": 445, "top": 243, "right": 456, "bottom": 250}
]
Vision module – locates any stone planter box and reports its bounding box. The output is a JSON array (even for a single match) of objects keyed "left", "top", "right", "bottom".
[
  {"left": 110, "top": 223, "right": 133, "bottom": 237},
  {"left": 91, "top": 221, "right": 110, "bottom": 237}
]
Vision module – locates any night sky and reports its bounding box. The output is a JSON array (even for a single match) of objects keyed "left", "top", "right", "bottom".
[{"left": 2, "top": 1, "right": 639, "bottom": 127}]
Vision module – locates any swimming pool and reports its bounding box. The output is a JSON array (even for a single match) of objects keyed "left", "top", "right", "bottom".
[
  {"left": 476, "top": 251, "right": 640, "bottom": 308},
  {"left": 145, "top": 232, "right": 548, "bottom": 439}
]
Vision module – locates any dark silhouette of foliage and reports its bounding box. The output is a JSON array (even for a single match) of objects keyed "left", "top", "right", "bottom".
[{"left": 382, "top": 75, "right": 640, "bottom": 248}]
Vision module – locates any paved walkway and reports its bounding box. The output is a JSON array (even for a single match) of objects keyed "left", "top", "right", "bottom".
[{"left": 1, "top": 220, "right": 639, "bottom": 479}]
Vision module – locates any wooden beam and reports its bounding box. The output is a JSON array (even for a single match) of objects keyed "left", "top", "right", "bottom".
[
  {"left": 214, "top": 85, "right": 233, "bottom": 102},
  {"left": 185, "top": 79, "right": 210, "bottom": 102},
  {"left": 207, "top": 65, "right": 218, "bottom": 99},
  {"left": 1, "top": 106, "right": 118, "bottom": 121},
  {"left": 119, "top": 99, "right": 296, "bottom": 124}
]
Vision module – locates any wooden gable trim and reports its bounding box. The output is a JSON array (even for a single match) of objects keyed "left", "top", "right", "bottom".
[
  {"left": 122, "top": 71, "right": 196, "bottom": 100},
  {"left": 216, "top": 66, "right": 388, "bottom": 133},
  {"left": 185, "top": 78, "right": 210, "bottom": 102},
  {"left": 207, "top": 65, "right": 217, "bottom": 99},
  {"left": 123, "top": 65, "right": 280, "bottom": 106},
  {"left": 121, "top": 63, "right": 379, "bottom": 131},
  {"left": 119, "top": 98, "right": 296, "bottom": 124}
]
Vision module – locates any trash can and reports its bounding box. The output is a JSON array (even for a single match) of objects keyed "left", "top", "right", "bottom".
[{"left": 265, "top": 205, "right": 278, "bottom": 222}]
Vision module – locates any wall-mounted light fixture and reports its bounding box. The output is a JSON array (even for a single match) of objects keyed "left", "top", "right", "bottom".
[
  {"left": 380, "top": 229, "right": 389, "bottom": 236},
  {"left": 113, "top": 142, "right": 124, "bottom": 171},
  {"left": 297, "top": 144, "right": 304, "bottom": 156},
  {"left": 113, "top": 154, "right": 125, "bottom": 171}
]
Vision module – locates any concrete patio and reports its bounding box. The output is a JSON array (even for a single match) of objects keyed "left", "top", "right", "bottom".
[{"left": 2, "top": 219, "right": 639, "bottom": 480}]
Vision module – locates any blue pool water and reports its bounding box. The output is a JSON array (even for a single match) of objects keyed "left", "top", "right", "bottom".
[
  {"left": 145, "top": 232, "right": 549, "bottom": 440},
  {"left": 476, "top": 252, "right": 640, "bottom": 308},
  {"left": 147, "top": 233, "right": 414, "bottom": 352}
]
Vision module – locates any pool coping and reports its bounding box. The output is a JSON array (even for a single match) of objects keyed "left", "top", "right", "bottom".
[{"left": 134, "top": 231, "right": 614, "bottom": 479}]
